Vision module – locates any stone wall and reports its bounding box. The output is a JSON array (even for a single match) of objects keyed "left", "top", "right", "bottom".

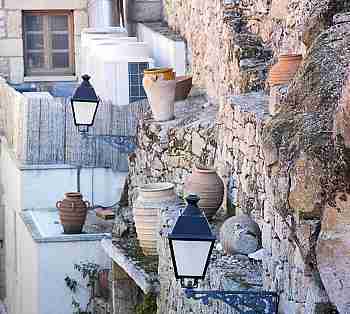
[
  {"left": 0, "top": 1, "right": 88, "bottom": 83},
  {"left": 128, "top": 94, "right": 218, "bottom": 202},
  {"left": 126, "top": 1, "right": 350, "bottom": 313},
  {"left": 129, "top": 89, "right": 340, "bottom": 314},
  {"left": 162, "top": 0, "right": 350, "bottom": 102}
]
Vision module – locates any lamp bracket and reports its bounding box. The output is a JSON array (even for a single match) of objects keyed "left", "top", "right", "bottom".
[
  {"left": 80, "top": 133, "right": 136, "bottom": 153},
  {"left": 184, "top": 288, "right": 279, "bottom": 314}
]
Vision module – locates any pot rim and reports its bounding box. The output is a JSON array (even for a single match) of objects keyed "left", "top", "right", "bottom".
[
  {"left": 64, "top": 192, "right": 82, "bottom": 197},
  {"left": 144, "top": 67, "right": 173, "bottom": 74},
  {"left": 194, "top": 165, "right": 217, "bottom": 173},
  {"left": 278, "top": 54, "right": 303, "bottom": 59},
  {"left": 139, "top": 182, "right": 175, "bottom": 192}
]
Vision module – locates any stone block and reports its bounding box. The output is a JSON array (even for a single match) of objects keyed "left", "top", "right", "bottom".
[
  {"left": 0, "top": 38, "right": 23, "bottom": 56},
  {"left": 73, "top": 10, "right": 88, "bottom": 35},
  {"left": 7, "top": 10, "right": 21, "bottom": 38},
  {"left": 270, "top": 0, "right": 289, "bottom": 21},
  {"left": 0, "top": 57, "right": 8, "bottom": 78},
  {"left": 4, "top": 0, "right": 87, "bottom": 9},
  {"left": 262, "top": 221, "right": 272, "bottom": 254},
  {"left": 0, "top": 10, "right": 6, "bottom": 38},
  {"left": 130, "top": 1, "right": 162, "bottom": 22},
  {"left": 288, "top": 156, "right": 323, "bottom": 218},
  {"left": 191, "top": 132, "right": 205, "bottom": 156},
  {"left": 9, "top": 57, "right": 24, "bottom": 84},
  {"left": 317, "top": 193, "right": 350, "bottom": 314}
]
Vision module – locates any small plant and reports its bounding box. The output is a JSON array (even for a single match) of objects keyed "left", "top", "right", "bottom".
[
  {"left": 135, "top": 293, "right": 157, "bottom": 314},
  {"left": 65, "top": 262, "right": 101, "bottom": 314}
]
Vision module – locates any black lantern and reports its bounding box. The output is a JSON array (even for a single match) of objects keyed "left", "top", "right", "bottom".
[
  {"left": 71, "top": 74, "right": 100, "bottom": 131},
  {"left": 168, "top": 194, "right": 216, "bottom": 288}
]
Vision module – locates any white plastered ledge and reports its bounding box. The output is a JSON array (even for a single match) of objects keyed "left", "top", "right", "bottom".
[{"left": 24, "top": 76, "right": 78, "bottom": 82}]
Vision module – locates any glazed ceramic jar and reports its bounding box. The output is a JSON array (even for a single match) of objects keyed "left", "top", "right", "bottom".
[
  {"left": 133, "top": 182, "right": 178, "bottom": 255},
  {"left": 56, "top": 192, "right": 90, "bottom": 234},
  {"left": 184, "top": 166, "right": 224, "bottom": 220},
  {"left": 143, "top": 68, "right": 175, "bottom": 81},
  {"left": 220, "top": 214, "right": 262, "bottom": 255},
  {"left": 268, "top": 54, "right": 302, "bottom": 87}
]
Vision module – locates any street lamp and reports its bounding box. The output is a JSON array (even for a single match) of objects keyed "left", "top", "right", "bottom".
[
  {"left": 71, "top": 74, "right": 99, "bottom": 133},
  {"left": 70, "top": 74, "right": 136, "bottom": 153},
  {"left": 168, "top": 193, "right": 216, "bottom": 289},
  {"left": 168, "top": 194, "right": 279, "bottom": 314},
  {"left": 70, "top": 75, "right": 137, "bottom": 192}
]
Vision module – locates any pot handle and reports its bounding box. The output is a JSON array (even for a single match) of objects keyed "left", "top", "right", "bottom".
[
  {"left": 85, "top": 201, "right": 91, "bottom": 208},
  {"left": 56, "top": 201, "right": 62, "bottom": 209}
]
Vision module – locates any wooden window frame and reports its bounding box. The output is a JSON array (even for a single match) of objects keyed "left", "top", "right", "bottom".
[{"left": 23, "top": 10, "right": 75, "bottom": 76}]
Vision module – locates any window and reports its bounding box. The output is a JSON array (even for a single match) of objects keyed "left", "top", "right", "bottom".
[
  {"left": 23, "top": 11, "right": 75, "bottom": 76},
  {"left": 128, "top": 62, "right": 149, "bottom": 103}
]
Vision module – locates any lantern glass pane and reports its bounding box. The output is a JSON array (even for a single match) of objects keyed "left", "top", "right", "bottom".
[
  {"left": 72, "top": 101, "right": 97, "bottom": 125},
  {"left": 172, "top": 240, "right": 212, "bottom": 277}
]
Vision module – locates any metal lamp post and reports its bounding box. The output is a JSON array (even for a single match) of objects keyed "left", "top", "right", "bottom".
[
  {"left": 71, "top": 74, "right": 137, "bottom": 153},
  {"left": 70, "top": 75, "right": 137, "bottom": 192},
  {"left": 168, "top": 194, "right": 279, "bottom": 314}
]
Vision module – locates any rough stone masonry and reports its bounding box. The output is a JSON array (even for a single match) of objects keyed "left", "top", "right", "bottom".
[{"left": 127, "top": 0, "right": 350, "bottom": 313}]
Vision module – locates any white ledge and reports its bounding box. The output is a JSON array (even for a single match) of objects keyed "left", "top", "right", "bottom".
[{"left": 24, "top": 75, "right": 77, "bottom": 82}]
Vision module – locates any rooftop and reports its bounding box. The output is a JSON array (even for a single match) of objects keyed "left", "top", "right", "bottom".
[{"left": 20, "top": 208, "right": 113, "bottom": 243}]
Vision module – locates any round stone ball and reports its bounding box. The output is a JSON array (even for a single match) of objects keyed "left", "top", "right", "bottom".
[{"left": 220, "top": 214, "right": 262, "bottom": 255}]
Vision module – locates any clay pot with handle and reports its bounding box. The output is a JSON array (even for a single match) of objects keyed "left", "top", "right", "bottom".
[
  {"left": 56, "top": 192, "right": 90, "bottom": 234},
  {"left": 268, "top": 54, "right": 303, "bottom": 87},
  {"left": 184, "top": 165, "right": 224, "bottom": 220}
]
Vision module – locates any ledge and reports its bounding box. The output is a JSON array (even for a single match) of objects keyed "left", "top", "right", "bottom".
[
  {"left": 20, "top": 208, "right": 112, "bottom": 243},
  {"left": 140, "top": 94, "right": 218, "bottom": 136},
  {"left": 101, "top": 238, "right": 160, "bottom": 294},
  {"left": 24, "top": 75, "right": 77, "bottom": 82},
  {"left": 137, "top": 22, "right": 185, "bottom": 42}
]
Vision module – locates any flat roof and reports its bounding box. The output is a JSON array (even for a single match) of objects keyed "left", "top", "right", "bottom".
[{"left": 20, "top": 208, "right": 112, "bottom": 243}]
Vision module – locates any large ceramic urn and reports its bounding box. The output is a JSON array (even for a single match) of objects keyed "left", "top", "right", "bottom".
[
  {"left": 184, "top": 166, "right": 224, "bottom": 220},
  {"left": 56, "top": 192, "right": 90, "bottom": 234},
  {"left": 143, "top": 68, "right": 176, "bottom": 122},
  {"left": 268, "top": 54, "right": 302, "bottom": 87},
  {"left": 133, "top": 183, "right": 178, "bottom": 256}
]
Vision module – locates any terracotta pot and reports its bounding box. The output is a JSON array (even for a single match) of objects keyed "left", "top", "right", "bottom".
[
  {"left": 133, "top": 183, "right": 178, "bottom": 255},
  {"left": 144, "top": 67, "right": 175, "bottom": 81},
  {"left": 56, "top": 192, "right": 90, "bottom": 234},
  {"left": 184, "top": 166, "right": 224, "bottom": 220},
  {"left": 143, "top": 76, "right": 176, "bottom": 122},
  {"left": 175, "top": 75, "right": 193, "bottom": 101},
  {"left": 268, "top": 54, "right": 302, "bottom": 87},
  {"left": 220, "top": 214, "right": 262, "bottom": 255}
]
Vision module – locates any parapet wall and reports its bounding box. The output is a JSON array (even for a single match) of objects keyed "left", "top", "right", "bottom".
[{"left": 0, "top": 78, "right": 147, "bottom": 170}]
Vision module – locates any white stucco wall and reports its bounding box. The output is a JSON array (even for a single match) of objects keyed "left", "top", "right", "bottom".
[
  {"left": 38, "top": 240, "right": 109, "bottom": 314},
  {"left": 0, "top": 140, "right": 124, "bottom": 314},
  {"left": 0, "top": 1, "right": 89, "bottom": 83},
  {"left": 17, "top": 217, "right": 39, "bottom": 314},
  {"left": 137, "top": 23, "right": 186, "bottom": 76},
  {"left": 1, "top": 142, "right": 23, "bottom": 313},
  {"left": 21, "top": 166, "right": 127, "bottom": 209}
]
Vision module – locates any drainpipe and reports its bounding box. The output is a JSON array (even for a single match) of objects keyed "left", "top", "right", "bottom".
[{"left": 88, "top": 0, "right": 115, "bottom": 27}]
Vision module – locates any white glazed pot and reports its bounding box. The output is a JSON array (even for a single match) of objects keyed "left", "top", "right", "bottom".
[{"left": 143, "top": 77, "right": 176, "bottom": 122}]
